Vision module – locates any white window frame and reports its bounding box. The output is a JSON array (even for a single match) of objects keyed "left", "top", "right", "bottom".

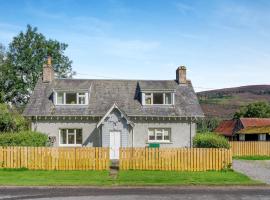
[
  {"left": 142, "top": 92, "right": 174, "bottom": 105},
  {"left": 55, "top": 92, "right": 88, "bottom": 105},
  {"left": 148, "top": 128, "right": 171, "bottom": 143},
  {"left": 59, "top": 128, "right": 83, "bottom": 147}
]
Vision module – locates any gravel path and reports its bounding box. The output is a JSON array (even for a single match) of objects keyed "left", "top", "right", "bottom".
[{"left": 233, "top": 160, "right": 270, "bottom": 184}]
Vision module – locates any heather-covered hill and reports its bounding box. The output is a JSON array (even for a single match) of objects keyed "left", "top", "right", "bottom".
[{"left": 197, "top": 85, "right": 270, "bottom": 118}]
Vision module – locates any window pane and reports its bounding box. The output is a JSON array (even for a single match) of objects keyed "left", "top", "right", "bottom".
[
  {"left": 153, "top": 93, "right": 163, "bottom": 104},
  {"left": 145, "top": 93, "right": 152, "bottom": 105},
  {"left": 57, "top": 92, "right": 64, "bottom": 104},
  {"left": 165, "top": 93, "right": 172, "bottom": 104},
  {"left": 66, "top": 93, "right": 77, "bottom": 104},
  {"left": 156, "top": 129, "right": 163, "bottom": 140},
  {"left": 60, "top": 129, "right": 67, "bottom": 144},
  {"left": 68, "top": 129, "right": 75, "bottom": 144},
  {"left": 164, "top": 129, "right": 170, "bottom": 141},
  {"left": 68, "top": 134, "right": 75, "bottom": 144},
  {"left": 76, "top": 129, "right": 82, "bottom": 144},
  {"left": 259, "top": 134, "right": 266, "bottom": 141},
  {"left": 239, "top": 134, "right": 245, "bottom": 141},
  {"left": 78, "top": 96, "right": 85, "bottom": 104},
  {"left": 148, "top": 129, "right": 155, "bottom": 141}
]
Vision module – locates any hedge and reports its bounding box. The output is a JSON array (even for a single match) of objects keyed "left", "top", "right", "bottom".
[
  {"left": 193, "top": 132, "right": 230, "bottom": 149},
  {"left": 0, "top": 131, "right": 49, "bottom": 147}
]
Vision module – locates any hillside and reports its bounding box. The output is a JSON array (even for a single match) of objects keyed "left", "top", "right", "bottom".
[{"left": 197, "top": 85, "right": 270, "bottom": 119}]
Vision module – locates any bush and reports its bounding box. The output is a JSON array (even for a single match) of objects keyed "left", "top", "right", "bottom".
[
  {"left": 0, "top": 131, "right": 49, "bottom": 146},
  {"left": 0, "top": 103, "right": 28, "bottom": 132},
  {"left": 193, "top": 132, "right": 230, "bottom": 149}
]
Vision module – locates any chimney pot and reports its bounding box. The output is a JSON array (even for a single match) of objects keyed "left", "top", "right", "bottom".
[{"left": 176, "top": 65, "right": 187, "bottom": 84}]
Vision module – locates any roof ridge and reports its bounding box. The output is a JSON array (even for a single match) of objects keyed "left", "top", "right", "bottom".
[{"left": 55, "top": 78, "right": 177, "bottom": 82}]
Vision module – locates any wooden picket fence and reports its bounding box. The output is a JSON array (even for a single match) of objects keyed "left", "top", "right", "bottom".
[
  {"left": 229, "top": 141, "right": 270, "bottom": 156},
  {"left": 119, "top": 148, "right": 232, "bottom": 171},
  {"left": 0, "top": 147, "right": 109, "bottom": 170}
]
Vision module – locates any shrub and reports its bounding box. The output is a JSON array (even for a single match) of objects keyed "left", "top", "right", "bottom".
[
  {"left": 0, "top": 103, "right": 28, "bottom": 132},
  {"left": 193, "top": 132, "right": 230, "bottom": 149},
  {"left": 0, "top": 131, "right": 49, "bottom": 147}
]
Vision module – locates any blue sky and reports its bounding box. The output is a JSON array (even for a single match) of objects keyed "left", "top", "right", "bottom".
[{"left": 1, "top": 0, "right": 270, "bottom": 91}]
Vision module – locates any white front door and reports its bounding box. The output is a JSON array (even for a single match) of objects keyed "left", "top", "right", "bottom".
[{"left": 110, "top": 131, "right": 121, "bottom": 159}]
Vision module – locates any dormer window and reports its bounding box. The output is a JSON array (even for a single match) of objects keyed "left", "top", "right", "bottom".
[
  {"left": 55, "top": 92, "right": 88, "bottom": 105},
  {"left": 142, "top": 92, "right": 174, "bottom": 105}
]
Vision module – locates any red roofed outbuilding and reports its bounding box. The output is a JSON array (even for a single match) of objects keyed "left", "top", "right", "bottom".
[{"left": 215, "top": 118, "right": 270, "bottom": 141}]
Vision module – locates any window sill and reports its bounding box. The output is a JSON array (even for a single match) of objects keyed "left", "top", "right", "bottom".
[
  {"left": 143, "top": 105, "right": 174, "bottom": 106},
  {"left": 146, "top": 141, "right": 173, "bottom": 144},
  {"left": 55, "top": 104, "right": 88, "bottom": 106},
  {"left": 59, "top": 144, "right": 82, "bottom": 147}
]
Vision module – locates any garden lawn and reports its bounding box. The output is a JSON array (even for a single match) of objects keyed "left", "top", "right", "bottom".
[
  {"left": 0, "top": 169, "right": 261, "bottom": 186},
  {"left": 233, "top": 156, "right": 270, "bottom": 160}
]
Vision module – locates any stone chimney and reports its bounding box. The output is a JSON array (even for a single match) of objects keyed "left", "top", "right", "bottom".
[
  {"left": 176, "top": 66, "right": 187, "bottom": 84},
  {"left": 43, "top": 56, "right": 54, "bottom": 83}
]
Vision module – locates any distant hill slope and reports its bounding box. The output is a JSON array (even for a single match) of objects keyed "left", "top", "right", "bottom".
[{"left": 197, "top": 85, "right": 270, "bottom": 119}]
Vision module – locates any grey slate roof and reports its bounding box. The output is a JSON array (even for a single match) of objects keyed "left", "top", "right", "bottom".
[{"left": 23, "top": 78, "right": 204, "bottom": 117}]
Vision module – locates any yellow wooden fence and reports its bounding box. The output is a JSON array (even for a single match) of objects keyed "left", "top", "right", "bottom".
[
  {"left": 0, "top": 147, "right": 109, "bottom": 170},
  {"left": 229, "top": 141, "right": 270, "bottom": 156},
  {"left": 119, "top": 148, "right": 232, "bottom": 171}
]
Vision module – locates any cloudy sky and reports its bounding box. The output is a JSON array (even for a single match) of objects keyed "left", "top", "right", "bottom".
[{"left": 1, "top": 0, "right": 270, "bottom": 91}]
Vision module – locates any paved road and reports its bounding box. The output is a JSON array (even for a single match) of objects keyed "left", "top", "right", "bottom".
[
  {"left": 233, "top": 160, "right": 270, "bottom": 184},
  {"left": 0, "top": 186, "right": 270, "bottom": 200}
]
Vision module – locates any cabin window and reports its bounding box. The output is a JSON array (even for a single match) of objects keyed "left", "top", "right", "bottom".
[
  {"left": 55, "top": 92, "right": 88, "bottom": 105},
  {"left": 143, "top": 92, "right": 174, "bottom": 105},
  {"left": 239, "top": 134, "right": 245, "bottom": 141},
  {"left": 259, "top": 134, "right": 266, "bottom": 141},
  {"left": 148, "top": 128, "right": 171, "bottom": 143},
  {"left": 59, "top": 129, "right": 82, "bottom": 146}
]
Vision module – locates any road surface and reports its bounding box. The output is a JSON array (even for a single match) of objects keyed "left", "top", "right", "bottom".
[{"left": 0, "top": 186, "right": 270, "bottom": 200}]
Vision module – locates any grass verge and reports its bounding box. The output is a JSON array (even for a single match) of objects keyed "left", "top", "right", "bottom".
[
  {"left": 116, "top": 170, "right": 261, "bottom": 186},
  {"left": 0, "top": 169, "right": 262, "bottom": 186},
  {"left": 233, "top": 156, "right": 270, "bottom": 160}
]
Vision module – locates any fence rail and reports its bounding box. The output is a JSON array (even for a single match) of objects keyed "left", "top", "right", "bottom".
[
  {"left": 0, "top": 147, "right": 109, "bottom": 170},
  {"left": 119, "top": 148, "right": 232, "bottom": 171},
  {"left": 229, "top": 141, "right": 270, "bottom": 156}
]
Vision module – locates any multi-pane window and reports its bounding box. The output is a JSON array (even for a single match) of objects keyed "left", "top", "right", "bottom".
[
  {"left": 143, "top": 93, "right": 173, "bottom": 105},
  {"left": 148, "top": 128, "right": 171, "bottom": 142},
  {"left": 56, "top": 92, "right": 88, "bottom": 105},
  {"left": 59, "top": 129, "right": 83, "bottom": 146}
]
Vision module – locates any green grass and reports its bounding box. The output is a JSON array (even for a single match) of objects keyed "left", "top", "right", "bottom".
[
  {"left": 0, "top": 169, "right": 261, "bottom": 186},
  {"left": 0, "top": 169, "right": 112, "bottom": 186},
  {"left": 233, "top": 155, "right": 270, "bottom": 160},
  {"left": 116, "top": 170, "right": 261, "bottom": 186}
]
